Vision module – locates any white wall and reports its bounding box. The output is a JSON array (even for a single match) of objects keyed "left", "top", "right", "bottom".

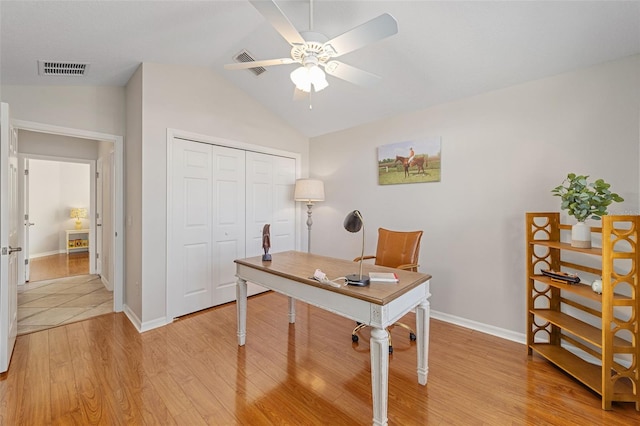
[
  {"left": 28, "top": 159, "right": 90, "bottom": 256},
  {"left": 125, "top": 66, "right": 143, "bottom": 318},
  {"left": 1, "top": 86, "right": 125, "bottom": 136},
  {"left": 310, "top": 55, "right": 640, "bottom": 338},
  {"left": 19, "top": 130, "right": 99, "bottom": 159},
  {"left": 28, "top": 160, "right": 61, "bottom": 256},
  {"left": 127, "top": 63, "right": 309, "bottom": 327}
]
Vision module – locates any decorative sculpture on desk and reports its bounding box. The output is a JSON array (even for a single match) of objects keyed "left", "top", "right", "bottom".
[{"left": 262, "top": 224, "right": 272, "bottom": 261}]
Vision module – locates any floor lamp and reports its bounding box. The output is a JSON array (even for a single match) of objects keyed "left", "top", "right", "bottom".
[{"left": 294, "top": 178, "right": 325, "bottom": 253}]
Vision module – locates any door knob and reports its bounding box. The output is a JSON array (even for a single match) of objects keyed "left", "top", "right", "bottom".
[{"left": 8, "top": 246, "right": 22, "bottom": 254}]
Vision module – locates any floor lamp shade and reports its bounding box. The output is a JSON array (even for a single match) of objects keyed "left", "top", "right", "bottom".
[
  {"left": 294, "top": 179, "right": 325, "bottom": 202},
  {"left": 294, "top": 179, "right": 325, "bottom": 253}
]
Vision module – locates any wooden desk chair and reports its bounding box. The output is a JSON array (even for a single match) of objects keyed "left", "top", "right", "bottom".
[{"left": 352, "top": 227, "right": 423, "bottom": 354}]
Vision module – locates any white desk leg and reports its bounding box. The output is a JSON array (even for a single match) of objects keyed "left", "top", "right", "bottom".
[
  {"left": 236, "top": 277, "right": 247, "bottom": 346},
  {"left": 288, "top": 296, "right": 296, "bottom": 323},
  {"left": 370, "top": 327, "right": 389, "bottom": 426},
  {"left": 416, "top": 298, "right": 430, "bottom": 385}
]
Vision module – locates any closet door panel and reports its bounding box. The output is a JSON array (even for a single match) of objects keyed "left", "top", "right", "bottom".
[
  {"left": 272, "top": 156, "right": 296, "bottom": 252},
  {"left": 245, "top": 152, "right": 274, "bottom": 258},
  {"left": 212, "top": 146, "right": 246, "bottom": 305},
  {"left": 169, "top": 139, "right": 213, "bottom": 318}
]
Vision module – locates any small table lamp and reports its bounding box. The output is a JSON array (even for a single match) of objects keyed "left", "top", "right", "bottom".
[
  {"left": 70, "top": 208, "right": 87, "bottom": 230},
  {"left": 343, "top": 210, "right": 370, "bottom": 286},
  {"left": 294, "top": 178, "right": 325, "bottom": 253}
]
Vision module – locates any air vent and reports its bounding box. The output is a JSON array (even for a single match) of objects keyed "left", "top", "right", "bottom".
[
  {"left": 233, "top": 50, "right": 266, "bottom": 76},
  {"left": 38, "top": 60, "right": 90, "bottom": 76}
]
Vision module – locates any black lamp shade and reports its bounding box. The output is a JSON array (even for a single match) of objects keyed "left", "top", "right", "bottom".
[
  {"left": 344, "top": 210, "right": 363, "bottom": 233},
  {"left": 343, "top": 210, "right": 369, "bottom": 286}
]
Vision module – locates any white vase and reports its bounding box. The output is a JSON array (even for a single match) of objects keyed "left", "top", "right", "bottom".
[
  {"left": 591, "top": 278, "right": 603, "bottom": 294},
  {"left": 571, "top": 221, "right": 591, "bottom": 248}
]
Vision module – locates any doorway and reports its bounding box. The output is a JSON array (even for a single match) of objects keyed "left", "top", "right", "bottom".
[
  {"left": 16, "top": 155, "right": 113, "bottom": 335},
  {"left": 11, "top": 119, "right": 124, "bottom": 314},
  {"left": 24, "top": 158, "right": 92, "bottom": 282},
  {"left": 12, "top": 124, "right": 122, "bottom": 335}
]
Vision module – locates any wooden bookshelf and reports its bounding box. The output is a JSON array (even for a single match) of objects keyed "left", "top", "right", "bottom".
[{"left": 526, "top": 212, "right": 640, "bottom": 410}]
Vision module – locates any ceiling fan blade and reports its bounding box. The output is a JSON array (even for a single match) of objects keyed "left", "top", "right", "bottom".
[
  {"left": 224, "top": 58, "right": 295, "bottom": 70},
  {"left": 323, "top": 13, "right": 398, "bottom": 57},
  {"left": 249, "top": 0, "right": 305, "bottom": 46},
  {"left": 324, "top": 61, "right": 381, "bottom": 87}
]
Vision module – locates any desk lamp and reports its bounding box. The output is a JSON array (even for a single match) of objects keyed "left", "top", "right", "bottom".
[{"left": 343, "top": 210, "right": 370, "bottom": 286}]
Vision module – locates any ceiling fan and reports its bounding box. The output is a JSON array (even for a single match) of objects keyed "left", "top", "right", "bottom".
[{"left": 225, "top": 0, "right": 398, "bottom": 94}]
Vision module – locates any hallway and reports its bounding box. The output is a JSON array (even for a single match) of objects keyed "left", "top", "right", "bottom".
[
  {"left": 28, "top": 251, "right": 90, "bottom": 282},
  {"left": 18, "top": 252, "right": 113, "bottom": 335}
]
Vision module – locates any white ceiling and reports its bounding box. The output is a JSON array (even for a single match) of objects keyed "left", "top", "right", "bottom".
[{"left": 2, "top": 1, "right": 639, "bottom": 138}]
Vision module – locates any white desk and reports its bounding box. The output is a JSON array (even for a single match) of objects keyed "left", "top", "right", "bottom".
[
  {"left": 65, "top": 229, "right": 89, "bottom": 254},
  {"left": 235, "top": 251, "right": 431, "bottom": 426}
]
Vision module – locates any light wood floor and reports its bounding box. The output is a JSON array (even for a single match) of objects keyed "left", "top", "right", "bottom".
[
  {"left": 18, "top": 252, "right": 112, "bottom": 335},
  {"left": 28, "top": 252, "right": 90, "bottom": 282},
  {"left": 0, "top": 292, "right": 638, "bottom": 425}
]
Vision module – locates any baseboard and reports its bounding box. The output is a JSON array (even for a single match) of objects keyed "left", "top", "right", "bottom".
[
  {"left": 122, "top": 304, "right": 171, "bottom": 333},
  {"left": 140, "top": 316, "right": 171, "bottom": 333},
  {"left": 430, "top": 309, "right": 526, "bottom": 345},
  {"left": 100, "top": 275, "right": 113, "bottom": 291},
  {"left": 123, "top": 304, "right": 142, "bottom": 331},
  {"left": 432, "top": 310, "right": 633, "bottom": 369}
]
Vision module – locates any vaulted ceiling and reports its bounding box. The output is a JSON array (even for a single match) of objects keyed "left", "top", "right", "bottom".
[{"left": 2, "top": 1, "right": 639, "bottom": 137}]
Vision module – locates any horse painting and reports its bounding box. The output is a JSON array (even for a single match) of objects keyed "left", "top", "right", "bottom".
[{"left": 395, "top": 155, "right": 427, "bottom": 177}]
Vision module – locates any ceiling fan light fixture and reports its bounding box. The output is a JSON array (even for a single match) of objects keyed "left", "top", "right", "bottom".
[
  {"left": 290, "top": 66, "right": 311, "bottom": 92},
  {"left": 290, "top": 64, "right": 328, "bottom": 93},
  {"left": 296, "top": 80, "right": 312, "bottom": 92},
  {"left": 309, "top": 65, "right": 328, "bottom": 91}
]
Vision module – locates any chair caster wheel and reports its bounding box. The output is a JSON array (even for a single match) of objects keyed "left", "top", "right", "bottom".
[
  {"left": 409, "top": 332, "right": 416, "bottom": 341},
  {"left": 352, "top": 334, "right": 359, "bottom": 343},
  {"left": 389, "top": 346, "right": 393, "bottom": 354}
]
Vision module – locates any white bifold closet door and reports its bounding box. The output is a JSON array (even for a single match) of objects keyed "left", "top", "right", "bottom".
[
  {"left": 245, "top": 151, "right": 296, "bottom": 260},
  {"left": 169, "top": 139, "right": 295, "bottom": 319}
]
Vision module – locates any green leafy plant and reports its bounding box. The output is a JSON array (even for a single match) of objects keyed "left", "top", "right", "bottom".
[{"left": 551, "top": 173, "right": 624, "bottom": 222}]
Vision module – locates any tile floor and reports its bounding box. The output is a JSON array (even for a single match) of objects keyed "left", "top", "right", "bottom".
[{"left": 17, "top": 274, "right": 113, "bottom": 335}]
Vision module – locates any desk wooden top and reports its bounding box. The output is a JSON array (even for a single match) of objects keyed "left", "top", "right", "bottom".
[{"left": 235, "top": 250, "right": 431, "bottom": 305}]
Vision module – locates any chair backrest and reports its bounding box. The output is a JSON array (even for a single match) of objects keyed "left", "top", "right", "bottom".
[{"left": 374, "top": 228, "right": 423, "bottom": 271}]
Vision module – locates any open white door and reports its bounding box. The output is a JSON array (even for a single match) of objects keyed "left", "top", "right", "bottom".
[
  {"left": 1, "top": 103, "right": 20, "bottom": 373},
  {"left": 23, "top": 158, "right": 32, "bottom": 282},
  {"left": 96, "top": 158, "right": 103, "bottom": 275}
]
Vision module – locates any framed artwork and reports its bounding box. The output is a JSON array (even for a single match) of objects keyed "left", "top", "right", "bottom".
[{"left": 377, "top": 137, "right": 441, "bottom": 185}]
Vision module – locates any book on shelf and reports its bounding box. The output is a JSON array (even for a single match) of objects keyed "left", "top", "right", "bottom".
[{"left": 369, "top": 272, "right": 399, "bottom": 283}]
